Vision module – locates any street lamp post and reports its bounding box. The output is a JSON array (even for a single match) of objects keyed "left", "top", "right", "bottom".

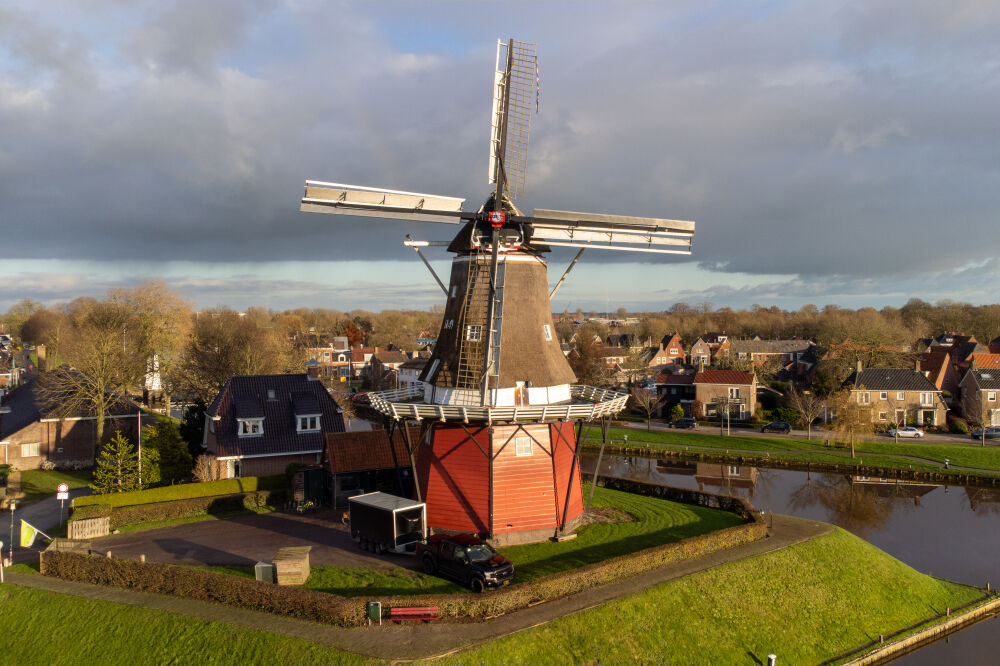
[{"left": 8, "top": 500, "right": 16, "bottom": 567}]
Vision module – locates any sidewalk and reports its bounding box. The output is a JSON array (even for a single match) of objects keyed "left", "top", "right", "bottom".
[{"left": 5, "top": 514, "right": 832, "bottom": 661}]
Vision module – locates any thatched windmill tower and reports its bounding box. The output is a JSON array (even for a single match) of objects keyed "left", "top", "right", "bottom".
[{"left": 300, "top": 39, "right": 695, "bottom": 544}]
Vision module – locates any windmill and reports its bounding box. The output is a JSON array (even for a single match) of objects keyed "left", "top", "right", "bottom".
[{"left": 301, "top": 39, "right": 695, "bottom": 544}]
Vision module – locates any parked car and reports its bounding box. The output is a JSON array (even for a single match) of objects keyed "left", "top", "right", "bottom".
[
  {"left": 761, "top": 421, "right": 791, "bottom": 434},
  {"left": 669, "top": 417, "right": 698, "bottom": 429},
  {"left": 970, "top": 427, "right": 1000, "bottom": 441},
  {"left": 888, "top": 426, "right": 924, "bottom": 438},
  {"left": 417, "top": 533, "right": 514, "bottom": 592}
]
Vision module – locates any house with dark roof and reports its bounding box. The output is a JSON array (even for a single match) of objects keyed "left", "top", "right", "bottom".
[
  {"left": 845, "top": 366, "right": 946, "bottom": 427},
  {"left": 693, "top": 370, "right": 757, "bottom": 420},
  {"left": 324, "top": 427, "right": 418, "bottom": 507},
  {"left": 959, "top": 369, "right": 1000, "bottom": 428},
  {"left": 204, "top": 373, "right": 345, "bottom": 478},
  {"left": 0, "top": 376, "right": 140, "bottom": 470},
  {"left": 306, "top": 337, "right": 352, "bottom": 381},
  {"left": 654, "top": 372, "right": 696, "bottom": 417},
  {"left": 398, "top": 356, "right": 428, "bottom": 391},
  {"left": 720, "top": 338, "right": 814, "bottom": 366}
]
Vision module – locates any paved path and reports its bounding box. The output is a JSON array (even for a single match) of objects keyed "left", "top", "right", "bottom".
[{"left": 6, "top": 514, "right": 831, "bottom": 661}]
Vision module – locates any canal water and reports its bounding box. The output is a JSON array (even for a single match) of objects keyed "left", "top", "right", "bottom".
[{"left": 580, "top": 453, "right": 1000, "bottom": 665}]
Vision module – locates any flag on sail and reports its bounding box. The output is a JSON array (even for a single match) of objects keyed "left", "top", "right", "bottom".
[{"left": 20, "top": 519, "right": 51, "bottom": 548}]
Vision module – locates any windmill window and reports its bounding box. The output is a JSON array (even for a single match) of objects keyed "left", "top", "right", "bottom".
[
  {"left": 514, "top": 436, "right": 533, "bottom": 457},
  {"left": 543, "top": 324, "right": 552, "bottom": 341},
  {"left": 466, "top": 325, "right": 482, "bottom": 342},
  {"left": 451, "top": 285, "right": 457, "bottom": 297}
]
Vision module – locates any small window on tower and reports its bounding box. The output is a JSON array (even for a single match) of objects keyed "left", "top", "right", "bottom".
[
  {"left": 514, "top": 436, "right": 533, "bottom": 456},
  {"left": 543, "top": 324, "right": 552, "bottom": 341},
  {"left": 451, "top": 284, "right": 457, "bottom": 297},
  {"left": 466, "top": 325, "right": 482, "bottom": 342}
]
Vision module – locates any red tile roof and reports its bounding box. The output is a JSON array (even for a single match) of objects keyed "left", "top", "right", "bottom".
[
  {"left": 325, "top": 426, "right": 419, "bottom": 474},
  {"left": 693, "top": 370, "right": 755, "bottom": 385},
  {"left": 972, "top": 353, "right": 1000, "bottom": 369}
]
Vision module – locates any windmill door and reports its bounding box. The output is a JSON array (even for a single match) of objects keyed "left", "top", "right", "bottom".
[{"left": 514, "top": 381, "right": 527, "bottom": 406}]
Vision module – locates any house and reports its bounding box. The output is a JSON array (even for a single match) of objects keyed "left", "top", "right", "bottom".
[
  {"left": 324, "top": 426, "right": 419, "bottom": 507},
  {"left": 919, "top": 350, "right": 960, "bottom": 395},
  {"left": 606, "top": 332, "right": 640, "bottom": 350},
  {"left": 688, "top": 337, "right": 712, "bottom": 366},
  {"left": 990, "top": 337, "right": 1000, "bottom": 354},
  {"left": 307, "top": 336, "right": 352, "bottom": 381},
  {"left": 845, "top": 365, "right": 947, "bottom": 427},
  {"left": 204, "top": 373, "right": 345, "bottom": 478},
  {"left": 0, "top": 375, "right": 141, "bottom": 470},
  {"left": 959, "top": 369, "right": 1000, "bottom": 427},
  {"left": 398, "top": 356, "right": 428, "bottom": 391},
  {"left": 658, "top": 333, "right": 686, "bottom": 366},
  {"left": 655, "top": 372, "right": 696, "bottom": 417},
  {"left": 350, "top": 346, "right": 381, "bottom": 379},
  {"left": 720, "top": 338, "right": 814, "bottom": 366},
  {"left": 369, "top": 349, "right": 410, "bottom": 388},
  {"left": 693, "top": 370, "right": 757, "bottom": 420}
]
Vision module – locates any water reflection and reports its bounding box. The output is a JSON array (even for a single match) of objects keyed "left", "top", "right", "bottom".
[{"left": 579, "top": 452, "right": 1000, "bottom": 664}]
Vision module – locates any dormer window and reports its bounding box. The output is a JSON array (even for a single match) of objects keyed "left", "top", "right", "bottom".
[
  {"left": 267, "top": 389, "right": 276, "bottom": 400},
  {"left": 238, "top": 418, "right": 264, "bottom": 437},
  {"left": 297, "top": 415, "right": 321, "bottom": 432}
]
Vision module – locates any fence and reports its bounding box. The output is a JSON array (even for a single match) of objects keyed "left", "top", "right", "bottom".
[{"left": 68, "top": 516, "right": 110, "bottom": 539}]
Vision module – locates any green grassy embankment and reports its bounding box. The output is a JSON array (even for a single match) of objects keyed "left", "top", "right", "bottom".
[
  {"left": 19, "top": 469, "right": 92, "bottom": 502},
  {"left": 441, "top": 528, "right": 984, "bottom": 665},
  {"left": 195, "top": 485, "right": 745, "bottom": 595},
  {"left": 0, "top": 585, "right": 373, "bottom": 666},
  {"left": 585, "top": 426, "right": 1000, "bottom": 476}
]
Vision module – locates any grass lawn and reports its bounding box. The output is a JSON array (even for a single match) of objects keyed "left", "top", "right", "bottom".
[
  {"left": 19, "top": 469, "right": 92, "bottom": 502},
  {"left": 0, "top": 585, "right": 373, "bottom": 666},
  {"left": 587, "top": 426, "right": 1000, "bottom": 476},
  {"left": 500, "top": 484, "right": 744, "bottom": 582},
  {"left": 441, "top": 528, "right": 983, "bottom": 665},
  {"left": 193, "top": 485, "right": 744, "bottom": 595}
]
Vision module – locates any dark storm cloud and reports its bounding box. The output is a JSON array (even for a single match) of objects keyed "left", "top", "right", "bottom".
[{"left": 1, "top": 1, "right": 998, "bottom": 282}]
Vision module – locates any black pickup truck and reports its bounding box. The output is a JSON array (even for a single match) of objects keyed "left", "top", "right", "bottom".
[{"left": 416, "top": 533, "right": 515, "bottom": 592}]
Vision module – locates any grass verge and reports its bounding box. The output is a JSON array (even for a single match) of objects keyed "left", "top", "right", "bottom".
[
  {"left": 0, "top": 585, "right": 373, "bottom": 666},
  {"left": 439, "top": 528, "right": 983, "bottom": 665},
  {"left": 19, "top": 469, "right": 92, "bottom": 502},
  {"left": 585, "top": 426, "right": 1000, "bottom": 476}
]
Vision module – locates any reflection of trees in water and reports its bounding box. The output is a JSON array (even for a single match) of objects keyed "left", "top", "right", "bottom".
[
  {"left": 789, "top": 474, "right": 924, "bottom": 538},
  {"left": 964, "top": 487, "right": 1000, "bottom": 515}
]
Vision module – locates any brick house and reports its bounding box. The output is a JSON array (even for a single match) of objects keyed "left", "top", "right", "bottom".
[
  {"left": 959, "top": 368, "right": 1000, "bottom": 427},
  {"left": 720, "top": 338, "right": 814, "bottom": 366},
  {"left": 919, "top": 350, "right": 960, "bottom": 395},
  {"left": 655, "top": 372, "right": 696, "bottom": 417},
  {"left": 204, "top": 373, "right": 345, "bottom": 478},
  {"left": 0, "top": 377, "right": 140, "bottom": 470},
  {"left": 306, "top": 336, "right": 352, "bottom": 381},
  {"left": 688, "top": 337, "right": 712, "bottom": 366},
  {"left": 693, "top": 370, "right": 757, "bottom": 420},
  {"left": 845, "top": 366, "right": 947, "bottom": 427},
  {"left": 369, "top": 349, "right": 409, "bottom": 386}
]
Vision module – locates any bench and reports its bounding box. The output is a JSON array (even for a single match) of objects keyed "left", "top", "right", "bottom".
[{"left": 388, "top": 606, "right": 439, "bottom": 623}]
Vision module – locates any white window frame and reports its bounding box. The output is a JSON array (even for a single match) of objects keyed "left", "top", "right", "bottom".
[
  {"left": 988, "top": 392, "right": 997, "bottom": 402},
  {"left": 727, "top": 465, "right": 740, "bottom": 475},
  {"left": 466, "top": 325, "right": 482, "bottom": 342},
  {"left": 543, "top": 324, "right": 552, "bottom": 341},
  {"left": 895, "top": 409, "right": 905, "bottom": 424},
  {"left": 238, "top": 418, "right": 264, "bottom": 437},
  {"left": 514, "top": 436, "right": 533, "bottom": 457},
  {"left": 879, "top": 392, "right": 888, "bottom": 400},
  {"left": 878, "top": 412, "right": 888, "bottom": 421},
  {"left": 728, "top": 387, "right": 741, "bottom": 399},
  {"left": 859, "top": 392, "right": 870, "bottom": 404},
  {"left": 20, "top": 442, "right": 40, "bottom": 458},
  {"left": 297, "top": 415, "right": 320, "bottom": 433},
  {"left": 669, "top": 348, "right": 678, "bottom": 356},
  {"left": 897, "top": 391, "right": 905, "bottom": 401},
  {"left": 919, "top": 392, "right": 934, "bottom": 406}
]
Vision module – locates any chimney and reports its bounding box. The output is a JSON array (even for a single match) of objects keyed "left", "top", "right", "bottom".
[
  {"left": 856, "top": 359, "right": 863, "bottom": 374},
  {"left": 305, "top": 359, "right": 321, "bottom": 380}
]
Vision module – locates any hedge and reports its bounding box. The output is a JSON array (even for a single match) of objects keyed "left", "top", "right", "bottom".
[
  {"left": 45, "top": 482, "right": 765, "bottom": 626},
  {"left": 71, "top": 490, "right": 288, "bottom": 530},
  {"left": 73, "top": 475, "right": 287, "bottom": 509},
  {"left": 40, "top": 551, "right": 361, "bottom": 625}
]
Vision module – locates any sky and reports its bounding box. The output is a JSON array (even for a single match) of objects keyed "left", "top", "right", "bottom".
[{"left": 1, "top": 0, "right": 998, "bottom": 313}]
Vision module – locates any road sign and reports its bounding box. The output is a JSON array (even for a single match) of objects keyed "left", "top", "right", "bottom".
[{"left": 57, "top": 483, "right": 69, "bottom": 493}]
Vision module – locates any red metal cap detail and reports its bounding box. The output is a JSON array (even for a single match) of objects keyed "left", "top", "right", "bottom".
[{"left": 489, "top": 211, "right": 506, "bottom": 228}]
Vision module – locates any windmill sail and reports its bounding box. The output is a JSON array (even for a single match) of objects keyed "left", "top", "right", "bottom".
[{"left": 488, "top": 40, "right": 536, "bottom": 201}]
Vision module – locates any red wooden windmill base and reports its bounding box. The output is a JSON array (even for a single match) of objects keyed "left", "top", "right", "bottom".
[{"left": 413, "top": 420, "right": 585, "bottom": 546}]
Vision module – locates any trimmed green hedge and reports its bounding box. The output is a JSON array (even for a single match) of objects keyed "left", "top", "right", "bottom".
[
  {"left": 71, "top": 490, "right": 288, "bottom": 530},
  {"left": 45, "top": 484, "right": 765, "bottom": 626},
  {"left": 73, "top": 475, "right": 286, "bottom": 509}
]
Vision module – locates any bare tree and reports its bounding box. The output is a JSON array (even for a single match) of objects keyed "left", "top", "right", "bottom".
[
  {"left": 630, "top": 388, "right": 661, "bottom": 430},
  {"left": 787, "top": 387, "right": 826, "bottom": 440},
  {"left": 827, "top": 388, "right": 874, "bottom": 459},
  {"left": 193, "top": 454, "right": 220, "bottom": 483}
]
